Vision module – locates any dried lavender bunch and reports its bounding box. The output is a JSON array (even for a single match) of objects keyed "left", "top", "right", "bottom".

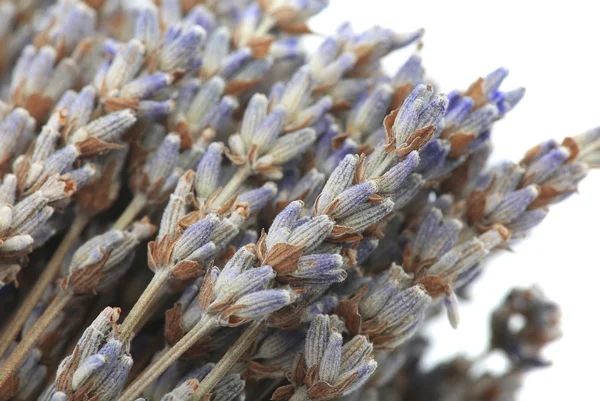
[
  {"left": 0, "top": 1, "right": 596, "bottom": 401},
  {"left": 117, "top": 83, "right": 446, "bottom": 399}
]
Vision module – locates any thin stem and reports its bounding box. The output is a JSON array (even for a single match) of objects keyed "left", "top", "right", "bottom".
[
  {"left": 212, "top": 167, "right": 250, "bottom": 208},
  {"left": 0, "top": 211, "right": 90, "bottom": 359},
  {"left": 117, "top": 269, "right": 170, "bottom": 341},
  {"left": 119, "top": 315, "right": 218, "bottom": 401},
  {"left": 192, "top": 319, "right": 265, "bottom": 401},
  {"left": 112, "top": 193, "right": 148, "bottom": 231},
  {"left": 0, "top": 292, "right": 73, "bottom": 388}
]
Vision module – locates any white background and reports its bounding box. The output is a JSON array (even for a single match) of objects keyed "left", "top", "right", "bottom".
[{"left": 312, "top": 1, "right": 599, "bottom": 400}]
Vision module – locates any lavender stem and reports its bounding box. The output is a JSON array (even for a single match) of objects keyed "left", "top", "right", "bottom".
[
  {"left": 119, "top": 315, "right": 219, "bottom": 401},
  {"left": 192, "top": 318, "right": 266, "bottom": 400},
  {"left": 0, "top": 210, "right": 90, "bottom": 359},
  {"left": 112, "top": 193, "right": 148, "bottom": 231},
  {"left": 0, "top": 292, "right": 73, "bottom": 389}
]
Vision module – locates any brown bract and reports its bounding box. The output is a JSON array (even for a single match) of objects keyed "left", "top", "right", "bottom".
[
  {"left": 335, "top": 286, "right": 367, "bottom": 335},
  {"left": 275, "top": 353, "right": 360, "bottom": 401},
  {"left": 61, "top": 248, "right": 112, "bottom": 295},
  {"left": 256, "top": 229, "right": 306, "bottom": 276}
]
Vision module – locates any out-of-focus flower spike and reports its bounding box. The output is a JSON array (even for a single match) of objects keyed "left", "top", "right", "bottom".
[
  {"left": 486, "top": 185, "right": 539, "bottom": 225},
  {"left": 184, "top": 5, "right": 216, "bottom": 32},
  {"left": 483, "top": 67, "right": 509, "bottom": 95},
  {"left": 394, "top": 51, "right": 425, "bottom": 87},
  {"left": 23, "top": 46, "right": 57, "bottom": 99},
  {"left": 309, "top": 37, "right": 340, "bottom": 73},
  {"left": 444, "top": 290, "right": 461, "bottom": 329},
  {"left": 521, "top": 146, "right": 570, "bottom": 186},
  {"left": 349, "top": 83, "right": 394, "bottom": 141},
  {"left": 9, "top": 45, "right": 37, "bottom": 97},
  {"left": 134, "top": 5, "right": 160, "bottom": 51},
  {"left": 138, "top": 100, "right": 176, "bottom": 119},
  {"left": 315, "top": 52, "right": 357, "bottom": 89},
  {"left": 252, "top": 105, "right": 288, "bottom": 153},
  {"left": 120, "top": 73, "right": 174, "bottom": 99},
  {"left": 187, "top": 76, "right": 226, "bottom": 126},
  {"left": 255, "top": 129, "right": 317, "bottom": 178},
  {"left": 288, "top": 96, "right": 332, "bottom": 131},
  {"left": 0, "top": 108, "right": 36, "bottom": 169},
  {"left": 455, "top": 104, "right": 499, "bottom": 137},
  {"left": 218, "top": 47, "right": 253, "bottom": 80},
  {"left": 160, "top": 0, "right": 182, "bottom": 26},
  {"left": 202, "top": 26, "right": 232, "bottom": 77},
  {"left": 42, "top": 58, "right": 79, "bottom": 102},
  {"left": 288, "top": 168, "right": 326, "bottom": 203},
  {"left": 104, "top": 40, "right": 145, "bottom": 93},
  {"left": 68, "top": 164, "right": 97, "bottom": 189},
  {"left": 160, "top": 25, "right": 207, "bottom": 73},
  {"left": 280, "top": 66, "right": 314, "bottom": 116},
  {"left": 270, "top": 38, "right": 302, "bottom": 60},
  {"left": 204, "top": 95, "right": 239, "bottom": 133}
]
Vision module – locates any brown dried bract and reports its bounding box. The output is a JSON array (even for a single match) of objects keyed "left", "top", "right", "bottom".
[
  {"left": 61, "top": 248, "right": 112, "bottom": 294},
  {"left": 383, "top": 108, "right": 399, "bottom": 147},
  {"left": 527, "top": 185, "right": 565, "bottom": 209},
  {"left": 247, "top": 35, "right": 275, "bottom": 59},
  {"left": 225, "top": 79, "right": 264, "bottom": 97},
  {"left": 561, "top": 137, "right": 580, "bottom": 163},
  {"left": 164, "top": 302, "right": 184, "bottom": 346},
  {"left": 76, "top": 137, "right": 125, "bottom": 158},
  {"left": 464, "top": 77, "right": 487, "bottom": 109},
  {"left": 103, "top": 97, "right": 139, "bottom": 113},
  {"left": 417, "top": 276, "right": 451, "bottom": 298},
  {"left": 335, "top": 285, "right": 367, "bottom": 334},
  {"left": 395, "top": 125, "right": 436, "bottom": 158},
  {"left": 447, "top": 132, "right": 476, "bottom": 158},
  {"left": 390, "top": 82, "right": 414, "bottom": 111},
  {"left": 264, "top": 242, "right": 306, "bottom": 275}
]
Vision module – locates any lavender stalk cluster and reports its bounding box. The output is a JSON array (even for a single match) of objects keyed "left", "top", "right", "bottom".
[{"left": 0, "top": 1, "right": 596, "bottom": 401}]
